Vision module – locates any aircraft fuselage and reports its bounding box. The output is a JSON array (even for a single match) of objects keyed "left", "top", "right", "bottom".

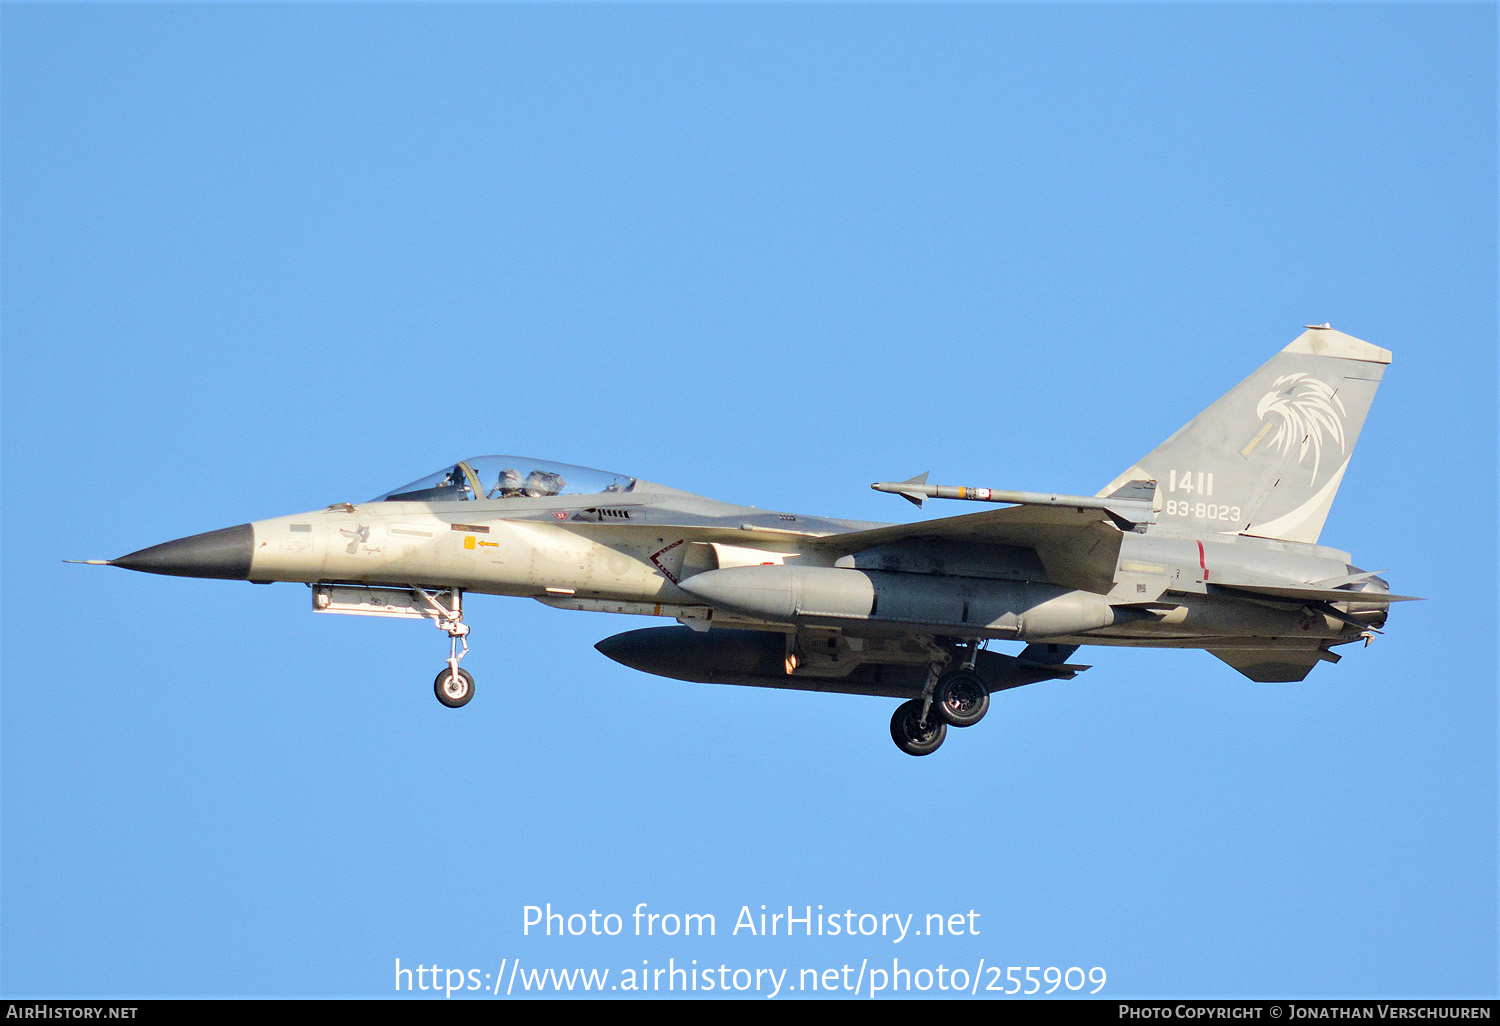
[{"left": 151, "top": 490, "right": 1381, "bottom": 651}]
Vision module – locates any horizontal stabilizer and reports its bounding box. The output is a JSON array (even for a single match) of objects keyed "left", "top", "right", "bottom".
[
  {"left": 1308, "top": 570, "right": 1387, "bottom": 589},
  {"left": 1209, "top": 582, "right": 1421, "bottom": 604}
]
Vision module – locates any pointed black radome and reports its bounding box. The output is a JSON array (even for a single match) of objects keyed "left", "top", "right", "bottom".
[{"left": 111, "top": 524, "right": 254, "bottom": 580}]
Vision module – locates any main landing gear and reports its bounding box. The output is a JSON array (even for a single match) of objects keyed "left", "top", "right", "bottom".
[
  {"left": 890, "top": 699, "right": 946, "bottom": 756},
  {"left": 414, "top": 588, "right": 474, "bottom": 709},
  {"left": 934, "top": 672, "right": 989, "bottom": 728},
  {"left": 889, "top": 643, "right": 992, "bottom": 756}
]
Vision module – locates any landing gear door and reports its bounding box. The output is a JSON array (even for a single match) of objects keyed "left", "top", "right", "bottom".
[{"left": 312, "top": 584, "right": 460, "bottom": 621}]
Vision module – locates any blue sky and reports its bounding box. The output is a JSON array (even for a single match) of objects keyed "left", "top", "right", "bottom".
[{"left": 3, "top": 2, "right": 1495, "bottom": 999}]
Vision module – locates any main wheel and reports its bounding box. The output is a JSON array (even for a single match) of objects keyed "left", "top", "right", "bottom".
[
  {"left": 934, "top": 672, "right": 989, "bottom": 728},
  {"left": 434, "top": 667, "right": 475, "bottom": 708},
  {"left": 890, "top": 699, "right": 947, "bottom": 756}
]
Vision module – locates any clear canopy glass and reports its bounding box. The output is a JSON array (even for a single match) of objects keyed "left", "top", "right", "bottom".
[{"left": 372, "top": 456, "right": 637, "bottom": 503}]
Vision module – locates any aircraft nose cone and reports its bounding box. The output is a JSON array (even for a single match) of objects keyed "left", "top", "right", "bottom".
[{"left": 111, "top": 523, "right": 254, "bottom": 580}]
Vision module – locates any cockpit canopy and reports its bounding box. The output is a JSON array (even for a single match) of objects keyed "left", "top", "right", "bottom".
[{"left": 372, "top": 457, "right": 637, "bottom": 503}]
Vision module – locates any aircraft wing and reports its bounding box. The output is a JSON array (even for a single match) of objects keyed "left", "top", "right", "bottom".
[
  {"left": 806, "top": 502, "right": 1132, "bottom": 593},
  {"left": 807, "top": 502, "right": 1124, "bottom": 550}
]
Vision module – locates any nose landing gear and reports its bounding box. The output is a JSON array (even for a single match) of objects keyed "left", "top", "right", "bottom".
[
  {"left": 311, "top": 583, "right": 479, "bottom": 709},
  {"left": 413, "top": 587, "right": 474, "bottom": 709}
]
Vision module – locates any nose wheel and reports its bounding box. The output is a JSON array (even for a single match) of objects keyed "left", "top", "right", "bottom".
[{"left": 435, "top": 666, "right": 475, "bottom": 708}]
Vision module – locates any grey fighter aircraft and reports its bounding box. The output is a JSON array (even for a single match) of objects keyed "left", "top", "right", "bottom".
[{"left": 86, "top": 325, "right": 1414, "bottom": 755}]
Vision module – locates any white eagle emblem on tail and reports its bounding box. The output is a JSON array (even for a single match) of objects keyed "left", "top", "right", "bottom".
[{"left": 1254, "top": 373, "right": 1347, "bottom": 483}]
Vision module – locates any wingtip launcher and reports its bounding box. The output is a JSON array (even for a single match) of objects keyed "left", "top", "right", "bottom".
[{"left": 871, "top": 478, "right": 1158, "bottom": 528}]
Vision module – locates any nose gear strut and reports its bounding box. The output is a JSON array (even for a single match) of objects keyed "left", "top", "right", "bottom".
[{"left": 412, "top": 587, "right": 474, "bottom": 708}]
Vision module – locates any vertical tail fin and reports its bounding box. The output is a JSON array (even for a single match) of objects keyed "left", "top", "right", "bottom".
[{"left": 1098, "top": 325, "right": 1389, "bottom": 544}]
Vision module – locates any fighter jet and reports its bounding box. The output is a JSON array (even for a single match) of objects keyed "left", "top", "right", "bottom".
[{"left": 84, "top": 325, "right": 1414, "bottom": 755}]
